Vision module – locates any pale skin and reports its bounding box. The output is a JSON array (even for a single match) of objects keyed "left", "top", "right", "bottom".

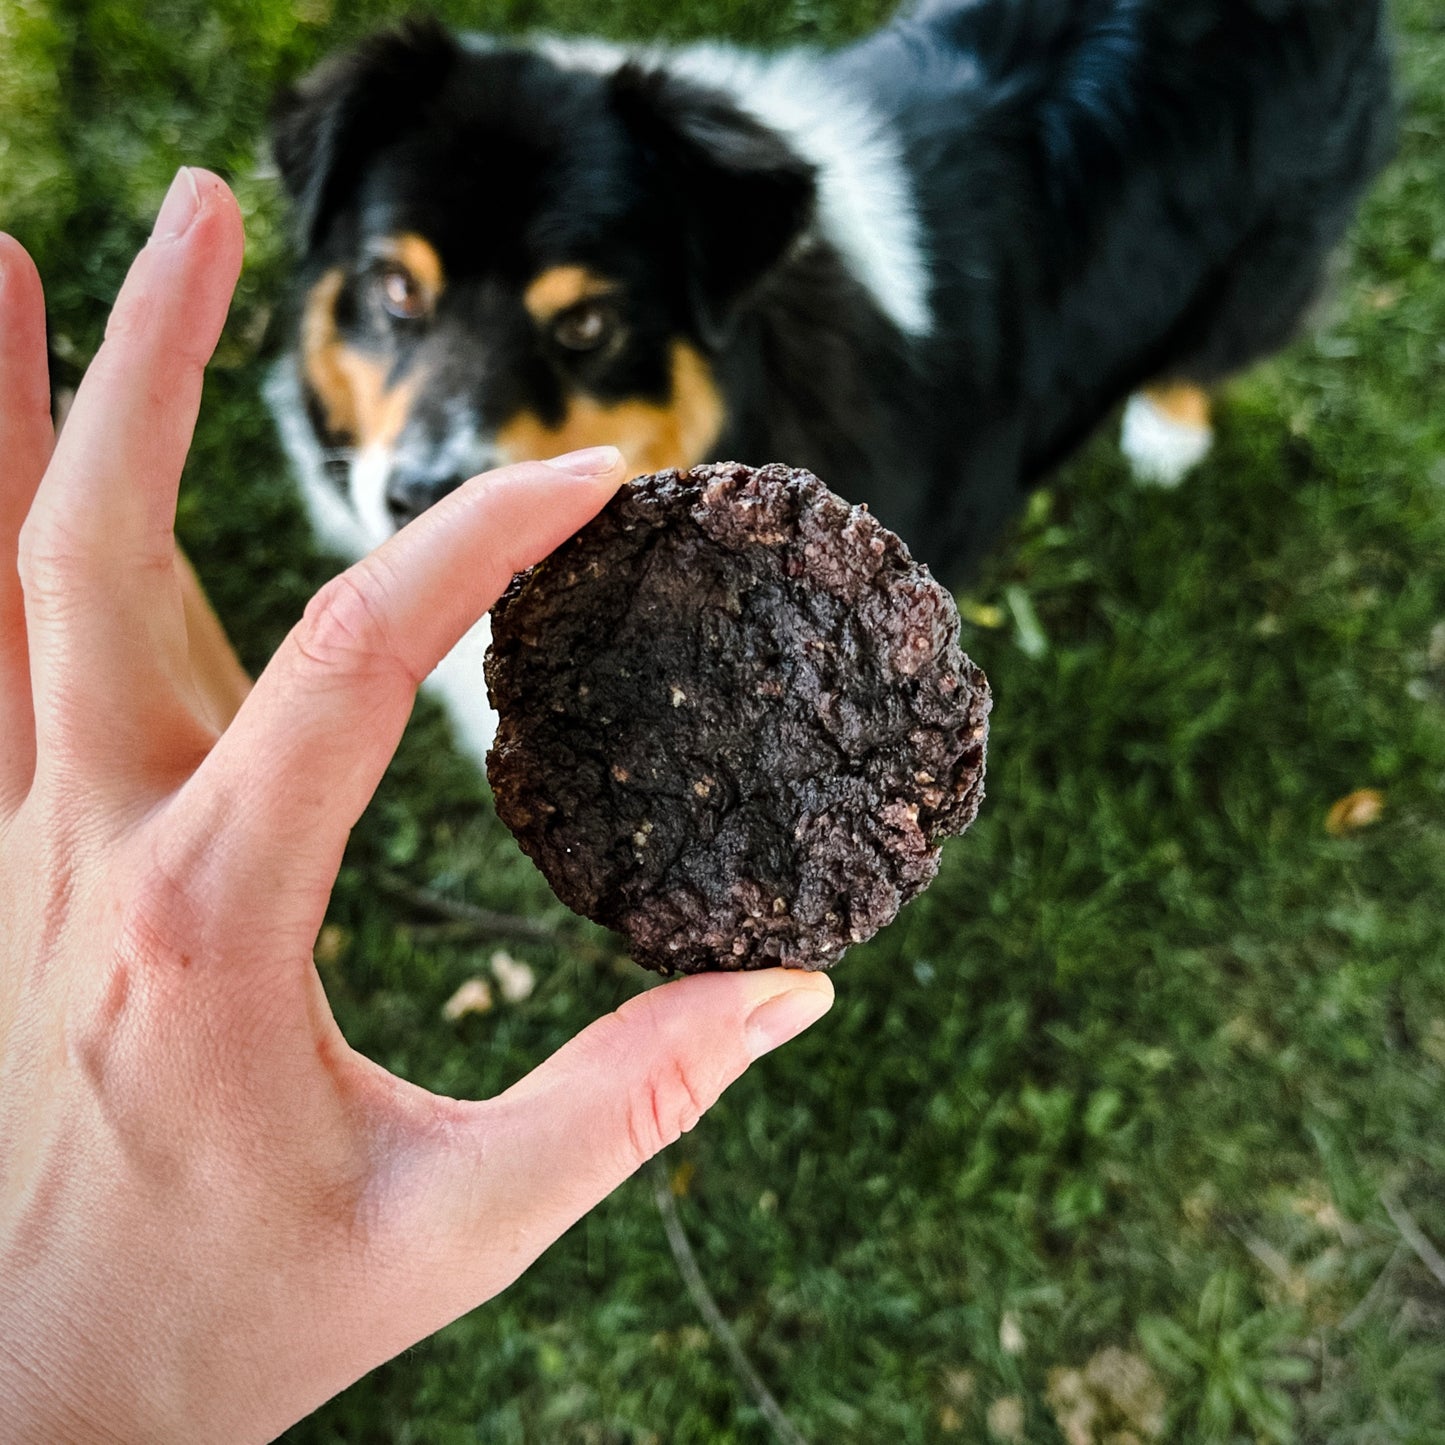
[{"left": 0, "top": 169, "right": 834, "bottom": 1442}]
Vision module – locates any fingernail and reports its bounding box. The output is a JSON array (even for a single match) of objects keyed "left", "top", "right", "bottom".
[
  {"left": 745, "top": 980, "right": 833, "bottom": 1060},
  {"left": 151, "top": 167, "right": 201, "bottom": 242},
  {"left": 544, "top": 446, "right": 623, "bottom": 479}
]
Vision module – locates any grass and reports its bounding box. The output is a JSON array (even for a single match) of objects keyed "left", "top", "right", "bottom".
[{"left": 5, "top": 0, "right": 1445, "bottom": 1439}]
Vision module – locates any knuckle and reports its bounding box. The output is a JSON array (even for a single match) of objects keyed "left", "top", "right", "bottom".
[
  {"left": 102, "top": 279, "right": 212, "bottom": 378},
  {"left": 18, "top": 510, "right": 170, "bottom": 605},
  {"left": 111, "top": 846, "right": 209, "bottom": 978},
  {"left": 623, "top": 1048, "right": 711, "bottom": 1169},
  {"left": 100, "top": 286, "right": 157, "bottom": 349},
  {"left": 292, "top": 567, "right": 417, "bottom": 685},
  {"left": 17, "top": 511, "right": 87, "bottom": 595}
]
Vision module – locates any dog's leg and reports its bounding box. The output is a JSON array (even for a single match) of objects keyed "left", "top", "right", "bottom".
[
  {"left": 426, "top": 614, "right": 497, "bottom": 769},
  {"left": 1121, "top": 382, "right": 1214, "bottom": 489},
  {"left": 176, "top": 550, "right": 252, "bottom": 731}
]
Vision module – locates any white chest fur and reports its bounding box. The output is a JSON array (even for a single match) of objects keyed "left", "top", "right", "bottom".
[{"left": 266, "top": 361, "right": 501, "bottom": 769}]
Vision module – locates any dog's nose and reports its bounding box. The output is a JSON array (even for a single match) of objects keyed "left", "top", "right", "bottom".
[{"left": 385, "top": 468, "right": 467, "bottom": 529}]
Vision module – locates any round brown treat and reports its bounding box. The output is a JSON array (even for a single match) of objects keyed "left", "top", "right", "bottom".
[{"left": 485, "top": 462, "right": 990, "bottom": 973}]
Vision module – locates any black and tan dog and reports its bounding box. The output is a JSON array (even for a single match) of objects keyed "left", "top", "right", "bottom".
[{"left": 266, "top": 0, "right": 1394, "bottom": 763}]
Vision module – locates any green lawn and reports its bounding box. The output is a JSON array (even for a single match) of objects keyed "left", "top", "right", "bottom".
[{"left": 5, "top": 1, "right": 1445, "bottom": 1439}]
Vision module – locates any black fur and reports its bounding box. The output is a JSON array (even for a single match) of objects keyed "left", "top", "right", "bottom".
[
  {"left": 271, "top": 0, "right": 1394, "bottom": 584},
  {"left": 836, "top": 0, "right": 1396, "bottom": 569}
]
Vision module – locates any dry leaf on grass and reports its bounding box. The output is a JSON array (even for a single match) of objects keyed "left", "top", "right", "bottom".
[
  {"left": 313, "top": 924, "right": 348, "bottom": 967},
  {"left": 1085, "top": 1347, "right": 1165, "bottom": 1436},
  {"left": 1326, "top": 789, "right": 1385, "bottom": 837},
  {"left": 1424, "top": 1018, "right": 1445, "bottom": 1067},
  {"left": 1048, "top": 1368, "right": 1100, "bottom": 1445},
  {"left": 1290, "top": 1187, "right": 1347, "bottom": 1237},
  {"left": 959, "top": 600, "right": 1007, "bottom": 629},
  {"left": 1048, "top": 1347, "right": 1166, "bottom": 1444}
]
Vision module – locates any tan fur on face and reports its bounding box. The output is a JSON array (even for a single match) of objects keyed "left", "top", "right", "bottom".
[
  {"left": 301, "top": 266, "right": 420, "bottom": 449},
  {"left": 497, "top": 342, "right": 726, "bottom": 475},
  {"left": 523, "top": 265, "right": 619, "bottom": 323},
  {"left": 1143, "top": 382, "right": 1212, "bottom": 430},
  {"left": 375, "top": 233, "right": 446, "bottom": 302}
]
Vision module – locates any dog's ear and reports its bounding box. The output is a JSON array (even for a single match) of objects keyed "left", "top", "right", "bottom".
[
  {"left": 611, "top": 64, "right": 817, "bottom": 349},
  {"left": 271, "top": 17, "right": 460, "bottom": 250}
]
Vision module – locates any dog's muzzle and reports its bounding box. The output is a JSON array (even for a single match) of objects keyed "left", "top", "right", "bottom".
[{"left": 384, "top": 465, "right": 468, "bottom": 529}]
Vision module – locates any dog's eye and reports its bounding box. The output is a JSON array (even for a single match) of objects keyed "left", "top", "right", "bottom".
[
  {"left": 553, "top": 301, "right": 618, "bottom": 353},
  {"left": 376, "top": 264, "right": 430, "bottom": 322}
]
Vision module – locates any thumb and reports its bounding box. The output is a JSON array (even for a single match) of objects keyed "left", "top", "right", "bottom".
[{"left": 402, "top": 969, "right": 833, "bottom": 1303}]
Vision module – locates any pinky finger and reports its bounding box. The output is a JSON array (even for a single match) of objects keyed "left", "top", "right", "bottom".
[{"left": 0, "top": 237, "right": 55, "bottom": 808}]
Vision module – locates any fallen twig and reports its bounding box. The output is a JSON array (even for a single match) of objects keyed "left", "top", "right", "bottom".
[
  {"left": 378, "top": 871, "right": 625, "bottom": 965},
  {"left": 1381, "top": 1189, "right": 1445, "bottom": 1291},
  {"left": 650, "top": 1162, "right": 809, "bottom": 1445},
  {"left": 1234, "top": 1228, "right": 1295, "bottom": 1292},
  {"left": 379, "top": 872, "right": 570, "bottom": 942},
  {"left": 400, "top": 920, "right": 558, "bottom": 947}
]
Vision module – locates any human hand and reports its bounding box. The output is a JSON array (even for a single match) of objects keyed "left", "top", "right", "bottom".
[{"left": 0, "top": 171, "right": 834, "bottom": 1443}]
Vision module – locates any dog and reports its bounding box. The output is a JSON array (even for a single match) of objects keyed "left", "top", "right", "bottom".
[{"left": 266, "top": 0, "right": 1394, "bottom": 766}]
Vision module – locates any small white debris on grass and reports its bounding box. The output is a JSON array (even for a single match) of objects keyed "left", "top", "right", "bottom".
[
  {"left": 489, "top": 950, "right": 536, "bottom": 1004},
  {"left": 986, "top": 1395, "right": 1026, "bottom": 1443},
  {"left": 941, "top": 1368, "right": 976, "bottom": 1404},
  {"left": 442, "top": 977, "right": 494, "bottom": 1021}
]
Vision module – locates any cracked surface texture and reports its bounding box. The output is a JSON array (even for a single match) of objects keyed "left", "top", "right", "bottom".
[{"left": 486, "top": 462, "right": 991, "bottom": 973}]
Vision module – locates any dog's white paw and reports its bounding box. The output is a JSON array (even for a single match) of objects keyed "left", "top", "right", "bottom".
[{"left": 1121, "top": 391, "right": 1214, "bottom": 489}]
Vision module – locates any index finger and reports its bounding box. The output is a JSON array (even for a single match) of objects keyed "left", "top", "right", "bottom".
[{"left": 173, "top": 448, "right": 627, "bottom": 953}]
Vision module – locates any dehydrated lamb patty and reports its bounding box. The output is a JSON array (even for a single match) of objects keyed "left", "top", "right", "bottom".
[{"left": 485, "top": 462, "right": 991, "bottom": 973}]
